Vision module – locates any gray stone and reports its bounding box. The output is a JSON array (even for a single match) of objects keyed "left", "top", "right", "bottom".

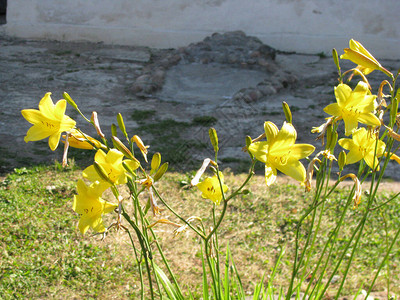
[
  {"left": 158, "top": 63, "right": 269, "bottom": 104},
  {"left": 87, "top": 48, "right": 151, "bottom": 63}
]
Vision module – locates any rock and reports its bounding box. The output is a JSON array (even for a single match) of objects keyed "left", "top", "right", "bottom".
[{"left": 180, "top": 31, "right": 277, "bottom": 69}]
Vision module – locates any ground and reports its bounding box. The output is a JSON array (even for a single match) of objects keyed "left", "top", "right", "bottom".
[{"left": 1, "top": 30, "right": 400, "bottom": 180}]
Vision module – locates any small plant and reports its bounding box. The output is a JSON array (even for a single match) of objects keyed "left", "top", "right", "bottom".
[{"left": 18, "top": 39, "right": 400, "bottom": 299}]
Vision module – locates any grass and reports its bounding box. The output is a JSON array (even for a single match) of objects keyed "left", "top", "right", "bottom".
[{"left": 1, "top": 164, "right": 399, "bottom": 299}]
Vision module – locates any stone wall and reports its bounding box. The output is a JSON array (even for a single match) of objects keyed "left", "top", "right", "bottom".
[{"left": 4, "top": 0, "right": 400, "bottom": 58}]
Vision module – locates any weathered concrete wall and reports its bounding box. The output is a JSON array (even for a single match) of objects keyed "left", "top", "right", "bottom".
[{"left": 5, "top": 0, "right": 400, "bottom": 58}]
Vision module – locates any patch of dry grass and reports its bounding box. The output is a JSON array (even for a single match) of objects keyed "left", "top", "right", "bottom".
[{"left": 1, "top": 165, "right": 399, "bottom": 298}]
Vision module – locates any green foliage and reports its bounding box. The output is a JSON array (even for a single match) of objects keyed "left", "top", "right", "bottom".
[
  {"left": 131, "top": 109, "right": 156, "bottom": 123},
  {"left": 0, "top": 165, "right": 138, "bottom": 299},
  {"left": 192, "top": 116, "right": 218, "bottom": 126}
]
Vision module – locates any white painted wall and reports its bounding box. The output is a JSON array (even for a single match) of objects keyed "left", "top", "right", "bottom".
[{"left": 5, "top": 0, "right": 400, "bottom": 58}]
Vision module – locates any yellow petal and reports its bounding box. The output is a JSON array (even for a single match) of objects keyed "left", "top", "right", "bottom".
[
  {"left": 289, "top": 144, "right": 315, "bottom": 160},
  {"left": 59, "top": 115, "right": 76, "bottom": 132},
  {"left": 323, "top": 103, "right": 341, "bottom": 117},
  {"left": 248, "top": 141, "right": 269, "bottom": 163},
  {"left": 349, "top": 39, "right": 380, "bottom": 65},
  {"left": 106, "top": 149, "right": 124, "bottom": 165},
  {"left": 48, "top": 132, "right": 61, "bottom": 151},
  {"left": 338, "top": 138, "right": 354, "bottom": 150},
  {"left": 21, "top": 109, "right": 44, "bottom": 124},
  {"left": 54, "top": 99, "right": 67, "bottom": 120},
  {"left": 94, "top": 149, "right": 107, "bottom": 164},
  {"left": 334, "top": 84, "right": 352, "bottom": 108},
  {"left": 264, "top": 121, "right": 279, "bottom": 142},
  {"left": 345, "top": 81, "right": 372, "bottom": 108},
  {"left": 270, "top": 122, "right": 296, "bottom": 154},
  {"left": 24, "top": 124, "right": 51, "bottom": 142},
  {"left": 342, "top": 114, "right": 359, "bottom": 136},
  {"left": 340, "top": 49, "right": 381, "bottom": 72},
  {"left": 363, "top": 152, "right": 380, "bottom": 170},
  {"left": 38, "top": 92, "right": 55, "bottom": 118},
  {"left": 276, "top": 159, "right": 306, "bottom": 183},
  {"left": 102, "top": 200, "right": 118, "bottom": 214},
  {"left": 82, "top": 165, "right": 100, "bottom": 182},
  {"left": 264, "top": 164, "right": 277, "bottom": 186},
  {"left": 78, "top": 217, "right": 91, "bottom": 234},
  {"left": 124, "top": 159, "right": 140, "bottom": 172},
  {"left": 357, "top": 113, "right": 380, "bottom": 127}
]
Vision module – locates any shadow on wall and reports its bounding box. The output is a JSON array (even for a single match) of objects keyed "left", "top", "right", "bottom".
[{"left": 0, "top": 0, "right": 6, "bottom": 25}]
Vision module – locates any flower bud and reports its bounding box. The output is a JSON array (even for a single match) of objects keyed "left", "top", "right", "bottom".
[
  {"left": 93, "top": 161, "right": 114, "bottom": 185},
  {"left": 112, "top": 136, "right": 138, "bottom": 163},
  {"left": 326, "top": 125, "right": 337, "bottom": 152},
  {"left": 332, "top": 48, "right": 340, "bottom": 74},
  {"left": 208, "top": 127, "right": 219, "bottom": 153},
  {"left": 91, "top": 112, "right": 105, "bottom": 138},
  {"left": 282, "top": 101, "right": 292, "bottom": 123},
  {"left": 132, "top": 135, "right": 149, "bottom": 163},
  {"left": 63, "top": 92, "right": 78, "bottom": 110},
  {"left": 391, "top": 90, "right": 399, "bottom": 125},
  {"left": 122, "top": 160, "right": 137, "bottom": 176},
  {"left": 111, "top": 123, "right": 118, "bottom": 137},
  {"left": 117, "top": 113, "right": 128, "bottom": 139},
  {"left": 245, "top": 136, "right": 254, "bottom": 159},
  {"left": 338, "top": 150, "right": 347, "bottom": 171},
  {"left": 153, "top": 162, "right": 168, "bottom": 182},
  {"left": 245, "top": 136, "right": 252, "bottom": 148},
  {"left": 150, "top": 152, "right": 161, "bottom": 175}
]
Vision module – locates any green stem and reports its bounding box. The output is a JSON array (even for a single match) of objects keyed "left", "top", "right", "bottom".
[
  {"left": 126, "top": 229, "right": 145, "bottom": 300},
  {"left": 286, "top": 158, "right": 328, "bottom": 299},
  {"left": 365, "top": 226, "right": 400, "bottom": 298},
  {"left": 152, "top": 185, "right": 206, "bottom": 239},
  {"left": 121, "top": 206, "right": 155, "bottom": 300},
  {"left": 370, "top": 191, "right": 400, "bottom": 211},
  {"left": 305, "top": 191, "right": 354, "bottom": 298}
]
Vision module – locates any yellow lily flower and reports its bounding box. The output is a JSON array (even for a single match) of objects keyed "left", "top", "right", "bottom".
[
  {"left": 72, "top": 180, "right": 117, "bottom": 234},
  {"left": 338, "top": 127, "right": 385, "bottom": 170},
  {"left": 323, "top": 82, "right": 380, "bottom": 136},
  {"left": 248, "top": 122, "right": 315, "bottom": 186},
  {"left": 340, "top": 39, "right": 391, "bottom": 76},
  {"left": 62, "top": 129, "right": 103, "bottom": 149},
  {"left": 21, "top": 92, "right": 76, "bottom": 151},
  {"left": 83, "top": 149, "right": 140, "bottom": 185},
  {"left": 196, "top": 171, "right": 228, "bottom": 205}
]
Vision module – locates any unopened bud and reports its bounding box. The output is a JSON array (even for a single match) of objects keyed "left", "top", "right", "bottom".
[
  {"left": 338, "top": 151, "right": 347, "bottom": 171},
  {"left": 150, "top": 152, "right": 161, "bottom": 175},
  {"left": 245, "top": 136, "right": 254, "bottom": 159},
  {"left": 208, "top": 127, "right": 219, "bottom": 153},
  {"left": 117, "top": 113, "right": 128, "bottom": 139},
  {"left": 153, "top": 162, "right": 168, "bottom": 182},
  {"left": 332, "top": 48, "right": 341, "bottom": 74},
  {"left": 245, "top": 136, "right": 252, "bottom": 149},
  {"left": 112, "top": 136, "right": 138, "bottom": 162},
  {"left": 132, "top": 135, "right": 149, "bottom": 163},
  {"left": 63, "top": 92, "right": 78, "bottom": 110},
  {"left": 122, "top": 161, "right": 137, "bottom": 176},
  {"left": 209, "top": 166, "right": 217, "bottom": 174},
  {"left": 91, "top": 112, "right": 105, "bottom": 139},
  {"left": 391, "top": 90, "right": 399, "bottom": 125},
  {"left": 93, "top": 161, "right": 113, "bottom": 185},
  {"left": 326, "top": 125, "right": 337, "bottom": 152},
  {"left": 282, "top": 101, "right": 292, "bottom": 123},
  {"left": 111, "top": 123, "right": 118, "bottom": 137}
]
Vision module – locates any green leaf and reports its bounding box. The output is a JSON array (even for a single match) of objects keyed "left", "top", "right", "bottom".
[{"left": 153, "top": 264, "right": 184, "bottom": 300}]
